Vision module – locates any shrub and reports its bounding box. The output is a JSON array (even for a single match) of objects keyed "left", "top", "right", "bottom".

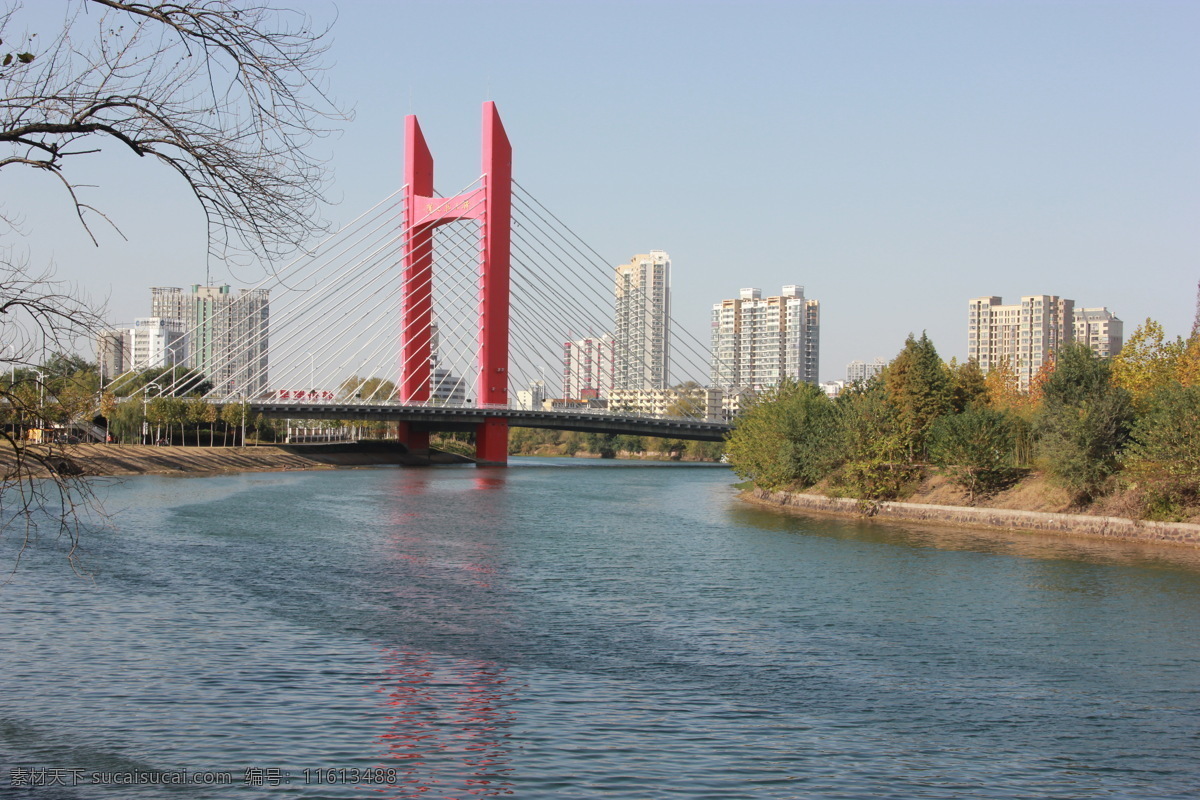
[
  {"left": 724, "top": 381, "right": 841, "bottom": 491},
  {"left": 1125, "top": 385, "right": 1200, "bottom": 519},
  {"left": 1035, "top": 344, "right": 1133, "bottom": 502},
  {"left": 928, "top": 408, "right": 1021, "bottom": 500}
]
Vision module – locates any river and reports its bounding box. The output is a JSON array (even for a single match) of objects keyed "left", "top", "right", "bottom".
[{"left": 1, "top": 460, "right": 1198, "bottom": 798}]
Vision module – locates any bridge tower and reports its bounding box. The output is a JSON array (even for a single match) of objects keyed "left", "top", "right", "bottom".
[{"left": 399, "top": 103, "right": 512, "bottom": 465}]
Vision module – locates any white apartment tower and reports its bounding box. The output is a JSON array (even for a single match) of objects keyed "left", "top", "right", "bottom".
[
  {"left": 968, "top": 295, "right": 1075, "bottom": 391},
  {"left": 95, "top": 318, "right": 186, "bottom": 383},
  {"left": 1074, "top": 308, "right": 1124, "bottom": 359},
  {"left": 151, "top": 285, "right": 270, "bottom": 397},
  {"left": 710, "top": 286, "right": 820, "bottom": 390},
  {"left": 614, "top": 251, "right": 670, "bottom": 391},
  {"left": 129, "top": 317, "right": 187, "bottom": 371},
  {"left": 563, "top": 334, "right": 615, "bottom": 399}
]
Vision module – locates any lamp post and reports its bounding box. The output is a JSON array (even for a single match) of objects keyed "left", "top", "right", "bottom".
[
  {"left": 142, "top": 382, "right": 161, "bottom": 445},
  {"left": 33, "top": 369, "right": 43, "bottom": 438},
  {"left": 237, "top": 391, "right": 247, "bottom": 447}
]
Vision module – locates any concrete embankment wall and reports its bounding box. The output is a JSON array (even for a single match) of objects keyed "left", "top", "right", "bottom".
[{"left": 748, "top": 488, "right": 1200, "bottom": 549}]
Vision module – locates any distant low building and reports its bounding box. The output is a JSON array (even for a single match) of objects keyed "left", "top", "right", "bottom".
[
  {"left": 516, "top": 381, "right": 546, "bottom": 411},
  {"left": 846, "top": 358, "right": 886, "bottom": 385},
  {"left": 820, "top": 380, "right": 845, "bottom": 398},
  {"left": 609, "top": 385, "right": 723, "bottom": 421}
]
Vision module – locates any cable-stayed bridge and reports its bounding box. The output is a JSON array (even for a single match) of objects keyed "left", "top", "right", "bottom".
[{"left": 104, "top": 103, "right": 731, "bottom": 464}]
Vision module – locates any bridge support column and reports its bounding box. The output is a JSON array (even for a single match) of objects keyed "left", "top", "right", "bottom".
[
  {"left": 475, "top": 418, "right": 508, "bottom": 466},
  {"left": 396, "top": 423, "right": 429, "bottom": 458}
]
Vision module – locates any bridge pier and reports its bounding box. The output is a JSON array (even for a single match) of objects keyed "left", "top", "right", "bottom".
[
  {"left": 396, "top": 423, "right": 430, "bottom": 459},
  {"left": 475, "top": 418, "right": 509, "bottom": 466}
]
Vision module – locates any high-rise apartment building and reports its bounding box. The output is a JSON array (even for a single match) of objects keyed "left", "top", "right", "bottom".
[
  {"left": 614, "top": 251, "right": 670, "bottom": 391},
  {"left": 968, "top": 295, "right": 1075, "bottom": 390},
  {"left": 151, "top": 284, "right": 270, "bottom": 397},
  {"left": 1073, "top": 308, "right": 1124, "bottom": 359},
  {"left": 563, "top": 334, "right": 614, "bottom": 399},
  {"left": 709, "top": 286, "right": 820, "bottom": 390}
]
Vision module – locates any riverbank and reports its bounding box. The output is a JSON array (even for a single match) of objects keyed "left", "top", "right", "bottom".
[
  {"left": 19, "top": 442, "right": 471, "bottom": 477},
  {"left": 744, "top": 481, "right": 1200, "bottom": 548}
]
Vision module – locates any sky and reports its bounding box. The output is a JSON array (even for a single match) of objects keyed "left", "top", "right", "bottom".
[{"left": 6, "top": 0, "right": 1199, "bottom": 383}]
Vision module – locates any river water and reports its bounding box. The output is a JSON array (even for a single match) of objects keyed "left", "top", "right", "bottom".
[{"left": 1, "top": 460, "right": 1198, "bottom": 799}]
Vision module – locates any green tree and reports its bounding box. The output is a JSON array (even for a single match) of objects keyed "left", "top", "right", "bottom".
[
  {"left": 948, "top": 358, "right": 989, "bottom": 412},
  {"left": 221, "top": 403, "right": 248, "bottom": 446},
  {"left": 831, "top": 382, "right": 916, "bottom": 502},
  {"left": 725, "top": 380, "right": 841, "bottom": 491},
  {"left": 339, "top": 375, "right": 397, "bottom": 402},
  {"left": 665, "top": 382, "right": 706, "bottom": 418},
  {"left": 186, "top": 398, "right": 210, "bottom": 446},
  {"left": 615, "top": 435, "right": 645, "bottom": 455},
  {"left": 112, "top": 365, "right": 212, "bottom": 398},
  {"left": 1035, "top": 343, "right": 1134, "bottom": 502},
  {"left": 883, "top": 333, "right": 952, "bottom": 459},
  {"left": 108, "top": 398, "right": 144, "bottom": 444},
  {"left": 1124, "top": 385, "right": 1200, "bottom": 519},
  {"left": 928, "top": 407, "right": 1019, "bottom": 500}
]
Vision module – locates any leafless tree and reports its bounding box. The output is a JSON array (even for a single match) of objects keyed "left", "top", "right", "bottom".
[
  {"left": 1, "top": 0, "right": 347, "bottom": 259},
  {"left": 0, "top": 0, "right": 347, "bottom": 573}
]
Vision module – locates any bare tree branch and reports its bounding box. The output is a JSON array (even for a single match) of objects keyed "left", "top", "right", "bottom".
[{"left": 0, "top": 0, "right": 349, "bottom": 262}]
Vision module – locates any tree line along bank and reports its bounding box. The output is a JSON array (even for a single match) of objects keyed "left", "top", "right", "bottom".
[{"left": 724, "top": 319, "right": 1200, "bottom": 523}]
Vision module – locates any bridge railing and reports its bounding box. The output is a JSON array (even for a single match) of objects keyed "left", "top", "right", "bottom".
[{"left": 249, "top": 397, "right": 724, "bottom": 425}]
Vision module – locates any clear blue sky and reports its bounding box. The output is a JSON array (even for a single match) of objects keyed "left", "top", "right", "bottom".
[{"left": 9, "top": 0, "right": 1199, "bottom": 382}]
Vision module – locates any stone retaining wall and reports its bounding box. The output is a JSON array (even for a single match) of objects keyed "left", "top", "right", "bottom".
[{"left": 749, "top": 489, "right": 1200, "bottom": 548}]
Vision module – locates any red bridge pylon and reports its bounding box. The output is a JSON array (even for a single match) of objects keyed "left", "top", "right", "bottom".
[{"left": 398, "top": 102, "right": 512, "bottom": 466}]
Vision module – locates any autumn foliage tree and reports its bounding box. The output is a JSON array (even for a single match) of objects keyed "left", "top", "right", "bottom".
[{"left": 1110, "top": 318, "right": 1184, "bottom": 409}]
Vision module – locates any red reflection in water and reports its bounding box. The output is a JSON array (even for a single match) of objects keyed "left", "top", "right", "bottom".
[{"left": 371, "top": 650, "right": 518, "bottom": 798}]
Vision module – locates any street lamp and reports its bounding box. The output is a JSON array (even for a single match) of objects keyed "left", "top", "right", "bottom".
[
  {"left": 142, "top": 382, "right": 161, "bottom": 445},
  {"left": 237, "top": 391, "right": 247, "bottom": 447},
  {"left": 33, "top": 369, "right": 43, "bottom": 437}
]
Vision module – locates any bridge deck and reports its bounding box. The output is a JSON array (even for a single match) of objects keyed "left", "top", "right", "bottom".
[{"left": 250, "top": 402, "right": 731, "bottom": 442}]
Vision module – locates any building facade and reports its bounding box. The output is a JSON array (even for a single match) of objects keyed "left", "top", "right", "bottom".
[
  {"left": 968, "top": 295, "right": 1075, "bottom": 391},
  {"left": 1073, "top": 307, "right": 1124, "bottom": 359},
  {"left": 846, "top": 357, "right": 887, "bottom": 385},
  {"left": 151, "top": 285, "right": 270, "bottom": 397},
  {"left": 562, "top": 334, "right": 614, "bottom": 400},
  {"left": 96, "top": 328, "right": 131, "bottom": 385},
  {"left": 709, "top": 285, "right": 820, "bottom": 391},
  {"left": 96, "top": 317, "right": 187, "bottom": 384},
  {"left": 614, "top": 251, "right": 670, "bottom": 391},
  {"left": 128, "top": 317, "right": 187, "bottom": 371},
  {"left": 608, "top": 385, "right": 723, "bottom": 421}
]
